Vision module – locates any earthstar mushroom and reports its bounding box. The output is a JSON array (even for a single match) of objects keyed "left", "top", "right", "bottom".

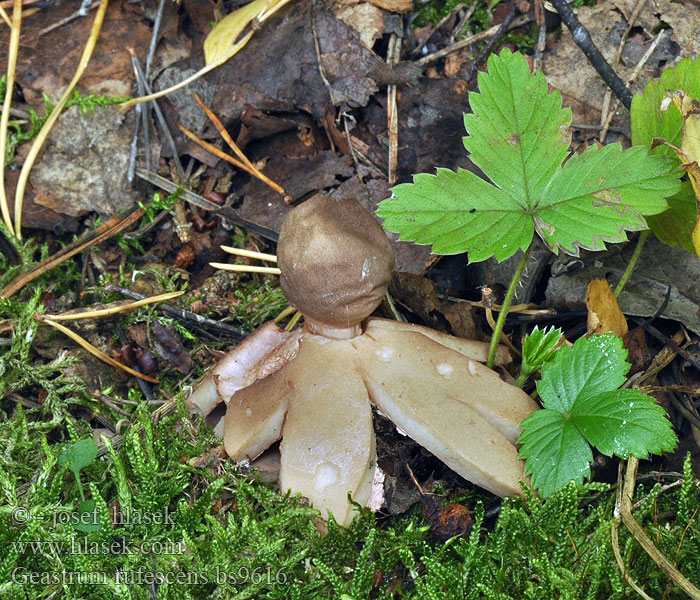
[{"left": 188, "top": 195, "right": 538, "bottom": 526}]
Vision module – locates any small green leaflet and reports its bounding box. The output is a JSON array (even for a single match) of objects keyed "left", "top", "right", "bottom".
[
  {"left": 58, "top": 438, "right": 98, "bottom": 476},
  {"left": 518, "top": 334, "right": 677, "bottom": 498},
  {"left": 631, "top": 57, "right": 700, "bottom": 251},
  {"left": 378, "top": 49, "right": 681, "bottom": 263}
]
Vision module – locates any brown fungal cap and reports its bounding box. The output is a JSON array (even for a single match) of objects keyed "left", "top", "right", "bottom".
[{"left": 277, "top": 196, "right": 394, "bottom": 329}]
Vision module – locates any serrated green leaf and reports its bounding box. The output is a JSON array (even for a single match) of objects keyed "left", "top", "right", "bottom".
[
  {"left": 378, "top": 49, "right": 681, "bottom": 263},
  {"left": 521, "top": 326, "right": 563, "bottom": 378},
  {"left": 535, "top": 144, "right": 676, "bottom": 253},
  {"left": 571, "top": 389, "right": 677, "bottom": 459},
  {"left": 631, "top": 57, "right": 700, "bottom": 246},
  {"left": 463, "top": 49, "right": 571, "bottom": 207},
  {"left": 518, "top": 409, "right": 592, "bottom": 497},
  {"left": 537, "top": 334, "right": 628, "bottom": 413},
  {"left": 383, "top": 169, "right": 533, "bottom": 261}
]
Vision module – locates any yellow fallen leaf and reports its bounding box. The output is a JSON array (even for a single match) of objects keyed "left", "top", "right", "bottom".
[
  {"left": 586, "top": 278, "right": 628, "bottom": 337},
  {"left": 693, "top": 214, "right": 700, "bottom": 259},
  {"left": 204, "top": 0, "right": 275, "bottom": 64},
  {"left": 671, "top": 92, "right": 700, "bottom": 167}
]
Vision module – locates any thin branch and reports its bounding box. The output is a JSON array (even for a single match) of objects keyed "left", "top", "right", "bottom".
[
  {"left": 466, "top": 0, "right": 518, "bottom": 80},
  {"left": 548, "top": 0, "right": 633, "bottom": 109},
  {"left": 105, "top": 284, "right": 248, "bottom": 339},
  {"left": 417, "top": 14, "right": 531, "bottom": 66}
]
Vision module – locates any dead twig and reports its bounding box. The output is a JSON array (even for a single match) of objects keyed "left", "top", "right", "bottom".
[
  {"left": 619, "top": 456, "right": 700, "bottom": 599},
  {"left": 386, "top": 33, "right": 401, "bottom": 185},
  {"left": 412, "top": 2, "right": 465, "bottom": 57},
  {"left": 129, "top": 48, "right": 185, "bottom": 178},
  {"left": 38, "top": 0, "right": 99, "bottom": 36},
  {"left": 0, "top": 208, "right": 144, "bottom": 299},
  {"left": 466, "top": 0, "right": 518, "bottom": 80},
  {"left": 612, "top": 461, "right": 656, "bottom": 600},
  {"left": 598, "top": 0, "right": 647, "bottom": 141},
  {"left": 417, "top": 14, "right": 530, "bottom": 67},
  {"left": 145, "top": 0, "right": 166, "bottom": 79},
  {"left": 600, "top": 28, "right": 666, "bottom": 142},
  {"left": 548, "top": 0, "right": 632, "bottom": 109},
  {"left": 533, "top": 0, "right": 547, "bottom": 71},
  {"left": 134, "top": 168, "right": 279, "bottom": 241},
  {"left": 643, "top": 324, "right": 700, "bottom": 373},
  {"left": 105, "top": 284, "right": 248, "bottom": 339}
]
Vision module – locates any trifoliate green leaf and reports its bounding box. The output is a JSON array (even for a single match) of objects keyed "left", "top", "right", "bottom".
[
  {"left": 537, "top": 334, "right": 628, "bottom": 413},
  {"left": 520, "top": 326, "right": 563, "bottom": 379},
  {"left": 518, "top": 334, "right": 677, "bottom": 498},
  {"left": 631, "top": 57, "right": 700, "bottom": 250},
  {"left": 518, "top": 409, "right": 592, "bottom": 497},
  {"left": 378, "top": 49, "right": 681, "bottom": 263}
]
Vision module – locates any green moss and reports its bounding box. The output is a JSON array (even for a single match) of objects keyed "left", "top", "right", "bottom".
[
  {"left": 412, "top": 0, "right": 538, "bottom": 55},
  {"left": 1, "top": 387, "right": 699, "bottom": 599}
]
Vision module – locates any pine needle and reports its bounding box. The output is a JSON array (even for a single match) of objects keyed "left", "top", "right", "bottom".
[{"left": 42, "top": 318, "right": 159, "bottom": 383}]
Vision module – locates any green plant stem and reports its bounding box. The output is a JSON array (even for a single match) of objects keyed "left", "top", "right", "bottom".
[
  {"left": 74, "top": 473, "right": 86, "bottom": 503},
  {"left": 515, "top": 369, "right": 529, "bottom": 388},
  {"left": 487, "top": 244, "right": 531, "bottom": 369},
  {"left": 614, "top": 230, "right": 649, "bottom": 297}
]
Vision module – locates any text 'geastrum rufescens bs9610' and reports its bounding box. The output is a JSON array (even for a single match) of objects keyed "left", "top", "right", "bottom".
[{"left": 187, "top": 195, "right": 538, "bottom": 526}]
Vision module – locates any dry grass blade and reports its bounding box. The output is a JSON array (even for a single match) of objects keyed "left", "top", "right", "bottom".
[
  {"left": 485, "top": 307, "right": 520, "bottom": 357},
  {"left": 42, "top": 318, "right": 159, "bottom": 384},
  {"left": 0, "top": 6, "right": 11, "bottom": 28},
  {"left": 0, "top": 0, "right": 21, "bottom": 235},
  {"left": 0, "top": 208, "right": 144, "bottom": 299},
  {"left": 209, "top": 262, "right": 281, "bottom": 275},
  {"left": 621, "top": 456, "right": 700, "bottom": 599},
  {"left": 13, "top": 0, "right": 109, "bottom": 239},
  {"left": 117, "top": 31, "right": 254, "bottom": 112},
  {"left": 220, "top": 245, "right": 277, "bottom": 262},
  {"left": 41, "top": 291, "right": 184, "bottom": 321},
  {"left": 118, "top": 0, "right": 294, "bottom": 113},
  {"left": 193, "top": 93, "right": 290, "bottom": 201},
  {"left": 274, "top": 305, "right": 297, "bottom": 323}
]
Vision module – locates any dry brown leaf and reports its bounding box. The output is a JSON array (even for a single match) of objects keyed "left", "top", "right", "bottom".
[
  {"left": 586, "top": 278, "right": 628, "bottom": 337},
  {"left": 337, "top": 3, "right": 385, "bottom": 49}
]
